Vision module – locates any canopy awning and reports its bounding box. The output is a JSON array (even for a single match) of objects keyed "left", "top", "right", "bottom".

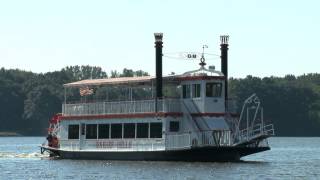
[
  {"left": 63, "top": 76, "right": 156, "bottom": 88},
  {"left": 63, "top": 73, "right": 224, "bottom": 88}
]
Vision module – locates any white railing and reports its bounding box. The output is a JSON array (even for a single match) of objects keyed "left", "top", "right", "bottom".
[
  {"left": 62, "top": 99, "right": 181, "bottom": 116},
  {"left": 235, "top": 123, "right": 274, "bottom": 145},
  {"left": 59, "top": 140, "right": 80, "bottom": 150},
  {"left": 59, "top": 139, "right": 165, "bottom": 151},
  {"left": 58, "top": 130, "right": 233, "bottom": 151},
  {"left": 86, "top": 139, "right": 165, "bottom": 151},
  {"left": 191, "top": 130, "right": 231, "bottom": 147},
  {"left": 165, "top": 133, "right": 191, "bottom": 150},
  {"left": 165, "top": 130, "right": 232, "bottom": 150}
]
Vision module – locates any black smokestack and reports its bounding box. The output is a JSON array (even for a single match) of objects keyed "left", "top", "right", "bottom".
[
  {"left": 220, "top": 35, "right": 229, "bottom": 103},
  {"left": 154, "top": 33, "right": 163, "bottom": 100}
]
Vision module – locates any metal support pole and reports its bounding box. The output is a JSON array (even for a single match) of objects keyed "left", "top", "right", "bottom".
[{"left": 247, "top": 108, "right": 249, "bottom": 140}]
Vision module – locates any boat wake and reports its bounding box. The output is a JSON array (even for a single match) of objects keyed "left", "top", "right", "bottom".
[{"left": 0, "top": 152, "right": 49, "bottom": 159}]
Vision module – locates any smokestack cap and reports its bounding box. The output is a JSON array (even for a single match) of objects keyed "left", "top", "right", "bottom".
[
  {"left": 220, "top": 35, "right": 229, "bottom": 45},
  {"left": 154, "top": 33, "right": 163, "bottom": 42}
]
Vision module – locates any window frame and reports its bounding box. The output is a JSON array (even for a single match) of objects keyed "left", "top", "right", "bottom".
[
  {"left": 192, "top": 83, "right": 201, "bottom": 98},
  {"left": 111, "top": 123, "right": 123, "bottom": 139},
  {"left": 150, "top": 122, "right": 163, "bottom": 138},
  {"left": 98, "top": 124, "right": 110, "bottom": 139},
  {"left": 86, "top": 124, "right": 97, "bottom": 139},
  {"left": 136, "top": 123, "right": 149, "bottom": 138},
  {"left": 123, "top": 123, "right": 136, "bottom": 139},
  {"left": 68, "top": 124, "right": 80, "bottom": 139},
  {"left": 206, "top": 82, "right": 223, "bottom": 97},
  {"left": 182, "top": 84, "right": 191, "bottom": 99}
]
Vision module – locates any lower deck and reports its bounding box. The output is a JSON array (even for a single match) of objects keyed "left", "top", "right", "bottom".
[{"left": 58, "top": 129, "right": 233, "bottom": 152}]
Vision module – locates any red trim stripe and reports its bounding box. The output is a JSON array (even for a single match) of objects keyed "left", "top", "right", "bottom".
[
  {"left": 191, "top": 113, "right": 240, "bottom": 117},
  {"left": 60, "top": 112, "right": 183, "bottom": 120}
]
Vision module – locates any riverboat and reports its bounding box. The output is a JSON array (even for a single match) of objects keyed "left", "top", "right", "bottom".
[{"left": 40, "top": 33, "right": 274, "bottom": 161}]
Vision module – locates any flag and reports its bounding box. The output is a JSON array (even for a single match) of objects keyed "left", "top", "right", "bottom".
[{"left": 79, "top": 86, "right": 94, "bottom": 96}]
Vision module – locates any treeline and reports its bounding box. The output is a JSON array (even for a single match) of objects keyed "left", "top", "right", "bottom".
[
  {"left": 229, "top": 74, "right": 320, "bottom": 136},
  {"left": 0, "top": 66, "right": 319, "bottom": 136},
  {"left": 0, "top": 66, "right": 148, "bottom": 135}
]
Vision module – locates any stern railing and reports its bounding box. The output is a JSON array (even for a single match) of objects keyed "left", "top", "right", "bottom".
[{"left": 165, "top": 130, "right": 232, "bottom": 150}]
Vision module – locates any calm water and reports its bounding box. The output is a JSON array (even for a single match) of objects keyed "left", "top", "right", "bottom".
[{"left": 0, "top": 137, "right": 319, "bottom": 180}]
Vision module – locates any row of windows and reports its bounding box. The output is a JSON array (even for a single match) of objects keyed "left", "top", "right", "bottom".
[
  {"left": 68, "top": 123, "right": 163, "bottom": 140},
  {"left": 182, "top": 83, "right": 222, "bottom": 98}
]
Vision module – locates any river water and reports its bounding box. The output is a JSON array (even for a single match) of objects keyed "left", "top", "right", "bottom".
[{"left": 0, "top": 137, "right": 319, "bottom": 179}]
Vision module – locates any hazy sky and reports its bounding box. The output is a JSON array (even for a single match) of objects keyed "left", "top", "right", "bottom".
[{"left": 0, "top": 0, "right": 319, "bottom": 78}]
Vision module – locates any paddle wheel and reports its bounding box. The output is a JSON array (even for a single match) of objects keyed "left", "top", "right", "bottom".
[{"left": 46, "top": 113, "right": 61, "bottom": 148}]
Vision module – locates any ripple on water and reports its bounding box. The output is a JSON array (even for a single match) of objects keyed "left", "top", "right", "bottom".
[
  {"left": 1, "top": 137, "right": 320, "bottom": 180},
  {"left": 0, "top": 151, "right": 49, "bottom": 159}
]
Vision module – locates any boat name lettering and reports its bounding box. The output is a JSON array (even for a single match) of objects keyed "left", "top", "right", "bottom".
[{"left": 96, "top": 140, "right": 132, "bottom": 149}]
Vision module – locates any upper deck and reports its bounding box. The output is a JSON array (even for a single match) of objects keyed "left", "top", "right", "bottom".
[
  {"left": 62, "top": 99, "right": 181, "bottom": 116},
  {"left": 61, "top": 66, "right": 237, "bottom": 118}
]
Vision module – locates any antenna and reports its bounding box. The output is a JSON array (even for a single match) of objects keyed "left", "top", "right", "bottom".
[{"left": 199, "top": 45, "right": 208, "bottom": 67}]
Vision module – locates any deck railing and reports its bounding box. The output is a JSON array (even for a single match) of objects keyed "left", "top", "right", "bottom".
[
  {"left": 59, "top": 140, "right": 80, "bottom": 150},
  {"left": 62, "top": 99, "right": 181, "bottom": 116},
  {"left": 86, "top": 139, "right": 165, "bottom": 151},
  {"left": 165, "top": 130, "right": 232, "bottom": 150},
  {"left": 59, "top": 139, "right": 165, "bottom": 151},
  {"left": 165, "top": 133, "right": 191, "bottom": 150},
  {"left": 58, "top": 130, "right": 232, "bottom": 151},
  {"left": 234, "top": 123, "right": 274, "bottom": 146}
]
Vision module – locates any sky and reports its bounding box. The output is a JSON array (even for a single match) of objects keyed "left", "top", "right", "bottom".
[{"left": 0, "top": 0, "right": 319, "bottom": 78}]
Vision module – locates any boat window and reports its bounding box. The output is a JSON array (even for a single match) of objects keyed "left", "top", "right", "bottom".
[
  {"left": 136, "top": 123, "right": 149, "bottom": 138},
  {"left": 192, "top": 84, "right": 201, "bottom": 98},
  {"left": 206, "top": 82, "right": 222, "bottom": 97},
  {"left": 150, "top": 123, "right": 162, "bottom": 138},
  {"left": 182, "top": 84, "right": 191, "bottom": 98},
  {"left": 98, "top": 124, "right": 110, "bottom": 139},
  {"left": 86, "top": 124, "right": 97, "bottom": 139},
  {"left": 123, "top": 123, "right": 135, "bottom": 139},
  {"left": 68, "top": 124, "right": 79, "bottom": 139},
  {"left": 111, "top": 124, "right": 122, "bottom": 139},
  {"left": 169, "top": 121, "right": 180, "bottom": 132}
]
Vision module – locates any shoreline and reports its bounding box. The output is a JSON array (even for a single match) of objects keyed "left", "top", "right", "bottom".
[{"left": 0, "top": 132, "right": 22, "bottom": 137}]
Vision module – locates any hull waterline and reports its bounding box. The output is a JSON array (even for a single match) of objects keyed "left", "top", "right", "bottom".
[{"left": 40, "top": 146, "right": 270, "bottom": 162}]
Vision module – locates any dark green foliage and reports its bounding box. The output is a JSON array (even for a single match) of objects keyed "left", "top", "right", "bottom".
[{"left": 229, "top": 74, "right": 320, "bottom": 136}]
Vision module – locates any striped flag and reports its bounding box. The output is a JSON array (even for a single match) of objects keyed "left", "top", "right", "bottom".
[{"left": 79, "top": 86, "right": 94, "bottom": 96}]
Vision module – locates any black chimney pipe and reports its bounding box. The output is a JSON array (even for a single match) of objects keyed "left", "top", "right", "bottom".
[
  {"left": 154, "top": 33, "right": 163, "bottom": 112},
  {"left": 220, "top": 35, "right": 229, "bottom": 104}
]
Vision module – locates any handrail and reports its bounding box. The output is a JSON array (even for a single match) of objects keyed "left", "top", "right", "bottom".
[
  {"left": 63, "top": 99, "right": 181, "bottom": 116},
  {"left": 234, "top": 123, "right": 274, "bottom": 145}
]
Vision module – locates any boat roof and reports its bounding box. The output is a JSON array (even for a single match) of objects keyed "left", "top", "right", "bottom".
[
  {"left": 63, "top": 76, "right": 155, "bottom": 87},
  {"left": 64, "top": 69, "right": 225, "bottom": 88}
]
